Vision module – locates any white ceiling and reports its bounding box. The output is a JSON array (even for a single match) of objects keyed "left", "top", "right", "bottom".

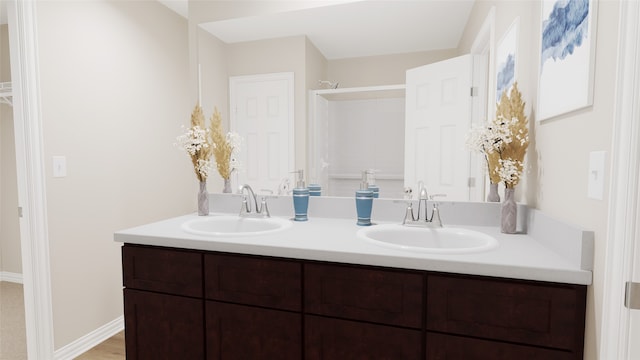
[
  {"left": 2, "top": 2, "right": 475, "bottom": 60},
  {"left": 158, "top": 0, "right": 189, "bottom": 19},
  {"left": 197, "top": 1, "right": 475, "bottom": 60}
]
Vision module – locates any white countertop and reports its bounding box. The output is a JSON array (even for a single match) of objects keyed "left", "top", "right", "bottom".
[{"left": 114, "top": 197, "right": 593, "bottom": 285}]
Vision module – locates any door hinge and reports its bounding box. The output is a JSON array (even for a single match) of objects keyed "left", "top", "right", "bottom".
[
  {"left": 470, "top": 86, "right": 478, "bottom": 97},
  {"left": 468, "top": 177, "right": 476, "bottom": 187},
  {"left": 18, "top": 207, "right": 23, "bottom": 218},
  {"left": 625, "top": 281, "right": 640, "bottom": 310}
]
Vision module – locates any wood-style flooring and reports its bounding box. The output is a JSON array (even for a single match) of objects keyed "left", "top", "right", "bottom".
[
  {"left": 75, "top": 331, "right": 125, "bottom": 359},
  {"left": 0, "top": 282, "right": 125, "bottom": 359}
]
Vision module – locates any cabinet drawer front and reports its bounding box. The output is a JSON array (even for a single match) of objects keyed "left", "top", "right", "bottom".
[
  {"left": 426, "top": 333, "right": 575, "bottom": 360},
  {"left": 204, "top": 254, "right": 301, "bottom": 311},
  {"left": 305, "top": 315, "right": 422, "bottom": 360},
  {"left": 206, "top": 301, "right": 301, "bottom": 360},
  {"left": 305, "top": 263, "right": 423, "bottom": 328},
  {"left": 427, "top": 274, "right": 586, "bottom": 351},
  {"left": 124, "top": 289, "right": 204, "bottom": 360},
  {"left": 122, "top": 245, "right": 202, "bottom": 297}
]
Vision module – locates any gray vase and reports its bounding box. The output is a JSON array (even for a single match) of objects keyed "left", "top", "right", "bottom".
[
  {"left": 222, "top": 178, "right": 232, "bottom": 193},
  {"left": 487, "top": 183, "right": 500, "bottom": 202},
  {"left": 501, "top": 187, "right": 517, "bottom": 234},
  {"left": 198, "top": 180, "right": 209, "bottom": 216}
]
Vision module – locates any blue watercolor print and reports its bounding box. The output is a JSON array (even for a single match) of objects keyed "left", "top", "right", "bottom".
[
  {"left": 496, "top": 53, "right": 515, "bottom": 102},
  {"left": 540, "top": 0, "right": 589, "bottom": 71}
]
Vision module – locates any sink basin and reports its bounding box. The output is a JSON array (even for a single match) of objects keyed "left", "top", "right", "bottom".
[
  {"left": 357, "top": 224, "right": 498, "bottom": 254},
  {"left": 182, "top": 215, "right": 292, "bottom": 237}
]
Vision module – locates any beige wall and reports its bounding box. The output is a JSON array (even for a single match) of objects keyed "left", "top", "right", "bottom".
[
  {"left": 459, "top": 1, "right": 619, "bottom": 359},
  {"left": 327, "top": 49, "right": 459, "bottom": 88},
  {"left": 196, "top": 28, "right": 229, "bottom": 192},
  {"left": 1, "top": 24, "right": 22, "bottom": 276},
  {"left": 227, "top": 36, "right": 308, "bottom": 171},
  {"left": 34, "top": 1, "right": 194, "bottom": 349}
]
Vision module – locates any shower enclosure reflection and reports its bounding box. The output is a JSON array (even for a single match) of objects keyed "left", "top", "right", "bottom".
[{"left": 308, "top": 85, "right": 406, "bottom": 198}]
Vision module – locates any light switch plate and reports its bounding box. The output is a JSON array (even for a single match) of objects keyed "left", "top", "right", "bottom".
[
  {"left": 587, "top": 151, "right": 606, "bottom": 200},
  {"left": 52, "top": 156, "right": 67, "bottom": 178}
]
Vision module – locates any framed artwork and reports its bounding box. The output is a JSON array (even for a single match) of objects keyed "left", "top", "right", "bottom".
[
  {"left": 537, "top": 0, "right": 598, "bottom": 121},
  {"left": 496, "top": 18, "right": 519, "bottom": 104}
]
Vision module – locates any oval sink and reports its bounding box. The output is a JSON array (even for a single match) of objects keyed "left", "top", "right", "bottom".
[
  {"left": 357, "top": 224, "right": 498, "bottom": 254},
  {"left": 182, "top": 215, "right": 292, "bottom": 237}
]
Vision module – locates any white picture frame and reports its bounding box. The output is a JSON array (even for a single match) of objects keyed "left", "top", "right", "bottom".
[{"left": 537, "top": 0, "right": 598, "bottom": 121}]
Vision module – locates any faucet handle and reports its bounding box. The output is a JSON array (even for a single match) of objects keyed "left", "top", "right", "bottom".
[
  {"left": 240, "top": 195, "right": 252, "bottom": 214},
  {"left": 259, "top": 197, "right": 271, "bottom": 218},
  {"left": 402, "top": 202, "right": 415, "bottom": 224},
  {"left": 428, "top": 194, "right": 445, "bottom": 226}
]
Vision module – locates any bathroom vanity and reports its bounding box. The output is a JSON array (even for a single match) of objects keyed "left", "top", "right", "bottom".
[{"left": 116, "top": 196, "right": 592, "bottom": 360}]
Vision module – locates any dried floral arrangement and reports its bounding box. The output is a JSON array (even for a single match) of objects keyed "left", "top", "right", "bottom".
[
  {"left": 466, "top": 82, "right": 529, "bottom": 188},
  {"left": 175, "top": 104, "right": 212, "bottom": 182},
  {"left": 209, "top": 107, "right": 242, "bottom": 181}
]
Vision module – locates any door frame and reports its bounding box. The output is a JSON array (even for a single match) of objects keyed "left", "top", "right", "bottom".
[
  {"left": 6, "top": 0, "right": 55, "bottom": 358},
  {"left": 600, "top": 1, "right": 640, "bottom": 358}
]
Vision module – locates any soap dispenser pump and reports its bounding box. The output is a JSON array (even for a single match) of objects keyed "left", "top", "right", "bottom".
[
  {"left": 292, "top": 170, "right": 309, "bottom": 221},
  {"left": 366, "top": 169, "right": 379, "bottom": 198},
  {"left": 355, "top": 170, "right": 374, "bottom": 226}
]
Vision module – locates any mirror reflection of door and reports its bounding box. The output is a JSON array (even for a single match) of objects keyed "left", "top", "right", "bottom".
[
  {"left": 405, "top": 54, "right": 473, "bottom": 201},
  {"left": 229, "top": 72, "right": 294, "bottom": 193}
]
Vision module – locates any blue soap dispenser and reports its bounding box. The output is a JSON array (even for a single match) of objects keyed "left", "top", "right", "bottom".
[
  {"left": 308, "top": 183, "right": 322, "bottom": 196},
  {"left": 355, "top": 170, "right": 374, "bottom": 226},
  {"left": 292, "top": 170, "right": 309, "bottom": 221}
]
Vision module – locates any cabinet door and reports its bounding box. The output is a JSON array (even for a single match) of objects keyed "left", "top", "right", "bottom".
[
  {"left": 124, "top": 289, "right": 204, "bottom": 360},
  {"left": 426, "top": 333, "right": 575, "bottom": 360},
  {"left": 305, "top": 315, "right": 422, "bottom": 360},
  {"left": 205, "top": 253, "right": 301, "bottom": 311},
  {"left": 427, "top": 274, "right": 586, "bottom": 353},
  {"left": 305, "top": 263, "right": 423, "bottom": 328},
  {"left": 122, "top": 244, "right": 202, "bottom": 297},
  {"left": 206, "top": 301, "right": 301, "bottom": 360}
]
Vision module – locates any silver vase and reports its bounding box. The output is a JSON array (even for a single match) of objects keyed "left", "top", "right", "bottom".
[
  {"left": 487, "top": 183, "right": 500, "bottom": 202},
  {"left": 198, "top": 180, "right": 209, "bottom": 216},
  {"left": 501, "top": 187, "right": 517, "bottom": 234}
]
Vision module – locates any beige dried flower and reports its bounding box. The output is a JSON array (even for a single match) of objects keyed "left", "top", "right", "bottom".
[
  {"left": 494, "top": 82, "right": 529, "bottom": 188},
  {"left": 209, "top": 107, "right": 241, "bottom": 180},
  {"left": 176, "top": 104, "right": 212, "bottom": 182}
]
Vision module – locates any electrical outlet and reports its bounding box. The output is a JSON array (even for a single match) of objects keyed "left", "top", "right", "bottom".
[{"left": 53, "top": 156, "right": 67, "bottom": 178}]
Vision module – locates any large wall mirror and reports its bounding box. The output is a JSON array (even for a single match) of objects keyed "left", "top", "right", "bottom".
[{"left": 190, "top": 0, "right": 494, "bottom": 202}]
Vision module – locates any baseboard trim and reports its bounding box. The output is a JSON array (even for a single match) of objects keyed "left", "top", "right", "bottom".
[
  {"left": 0, "top": 271, "right": 24, "bottom": 283},
  {"left": 53, "top": 316, "right": 124, "bottom": 360}
]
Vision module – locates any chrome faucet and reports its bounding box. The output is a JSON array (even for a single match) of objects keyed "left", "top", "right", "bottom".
[
  {"left": 402, "top": 183, "right": 445, "bottom": 227},
  {"left": 238, "top": 184, "right": 270, "bottom": 218}
]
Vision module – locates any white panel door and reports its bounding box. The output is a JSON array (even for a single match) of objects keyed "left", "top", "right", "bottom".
[
  {"left": 229, "top": 73, "right": 294, "bottom": 193},
  {"left": 405, "top": 54, "right": 473, "bottom": 200}
]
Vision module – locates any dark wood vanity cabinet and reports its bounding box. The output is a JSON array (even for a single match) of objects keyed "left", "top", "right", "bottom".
[
  {"left": 122, "top": 246, "right": 204, "bottom": 360},
  {"left": 304, "top": 263, "right": 424, "bottom": 359},
  {"left": 122, "top": 244, "right": 587, "bottom": 359},
  {"left": 204, "top": 253, "right": 302, "bottom": 360},
  {"left": 426, "top": 274, "right": 587, "bottom": 360}
]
